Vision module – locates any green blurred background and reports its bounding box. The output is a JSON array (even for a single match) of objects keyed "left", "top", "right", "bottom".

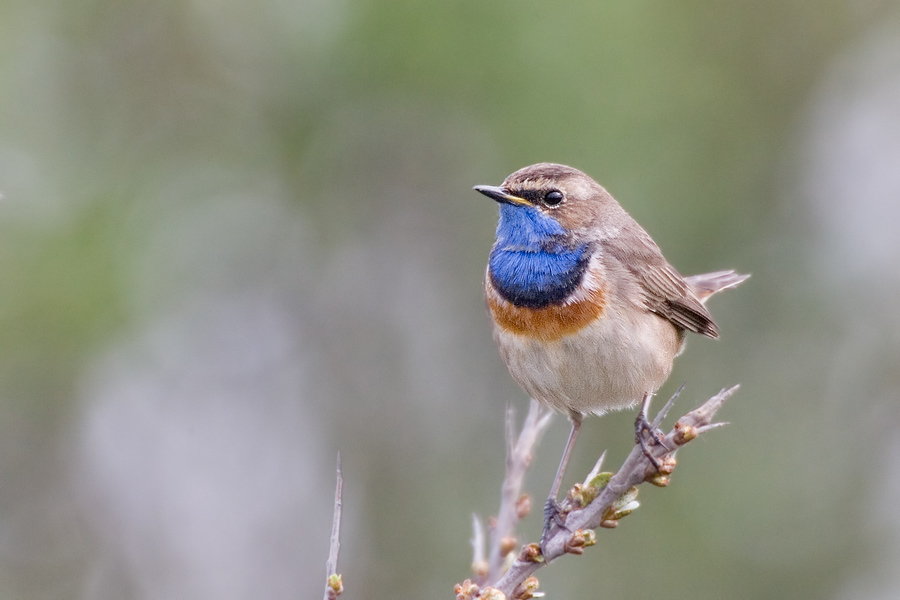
[{"left": 2, "top": 1, "right": 900, "bottom": 598}]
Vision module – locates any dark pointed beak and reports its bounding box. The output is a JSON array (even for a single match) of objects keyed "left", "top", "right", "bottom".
[{"left": 473, "top": 185, "right": 531, "bottom": 206}]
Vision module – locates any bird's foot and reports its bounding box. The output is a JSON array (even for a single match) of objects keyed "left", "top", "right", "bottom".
[
  {"left": 540, "top": 497, "right": 569, "bottom": 550},
  {"left": 635, "top": 412, "right": 665, "bottom": 472}
]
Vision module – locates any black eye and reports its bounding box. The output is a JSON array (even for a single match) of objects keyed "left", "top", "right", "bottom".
[{"left": 544, "top": 190, "right": 564, "bottom": 206}]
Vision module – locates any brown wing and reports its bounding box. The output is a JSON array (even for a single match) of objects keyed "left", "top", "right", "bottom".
[{"left": 601, "top": 225, "right": 719, "bottom": 339}]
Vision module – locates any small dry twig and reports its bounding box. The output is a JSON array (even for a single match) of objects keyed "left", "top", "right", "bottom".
[
  {"left": 482, "top": 400, "right": 553, "bottom": 583},
  {"left": 471, "top": 514, "right": 488, "bottom": 580},
  {"left": 324, "top": 453, "right": 344, "bottom": 600}
]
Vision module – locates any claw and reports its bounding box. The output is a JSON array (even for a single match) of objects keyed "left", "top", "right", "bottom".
[
  {"left": 541, "top": 497, "right": 568, "bottom": 548},
  {"left": 635, "top": 394, "right": 666, "bottom": 471}
]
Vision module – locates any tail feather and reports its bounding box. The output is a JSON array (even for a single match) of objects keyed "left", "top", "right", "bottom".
[{"left": 685, "top": 270, "right": 750, "bottom": 303}]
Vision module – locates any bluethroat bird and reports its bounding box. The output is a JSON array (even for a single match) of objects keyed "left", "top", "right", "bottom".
[{"left": 474, "top": 163, "right": 748, "bottom": 535}]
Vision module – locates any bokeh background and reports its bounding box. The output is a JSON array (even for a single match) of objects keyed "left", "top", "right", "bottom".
[{"left": 2, "top": 1, "right": 900, "bottom": 598}]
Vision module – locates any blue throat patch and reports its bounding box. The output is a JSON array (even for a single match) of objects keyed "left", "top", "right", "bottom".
[{"left": 489, "top": 204, "right": 590, "bottom": 308}]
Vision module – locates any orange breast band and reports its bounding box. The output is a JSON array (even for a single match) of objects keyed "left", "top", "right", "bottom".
[{"left": 488, "top": 285, "right": 606, "bottom": 342}]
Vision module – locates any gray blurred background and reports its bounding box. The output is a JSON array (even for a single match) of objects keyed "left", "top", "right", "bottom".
[{"left": 2, "top": 1, "right": 900, "bottom": 598}]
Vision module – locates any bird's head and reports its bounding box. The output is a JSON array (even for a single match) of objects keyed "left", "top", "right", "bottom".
[
  {"left": 475, "top": 163, "right": 617, "bottom": 307},
  {"left": 474, "top": 163, "right": 618, "bottom": 245}
]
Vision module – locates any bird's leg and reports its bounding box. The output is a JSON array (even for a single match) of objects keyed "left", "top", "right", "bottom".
[
  {"left": 635, "top": 392, "right": 665, "bottom": 471},
  {"left": 541, "top": 416, "right": 581, "bottom": 546}
]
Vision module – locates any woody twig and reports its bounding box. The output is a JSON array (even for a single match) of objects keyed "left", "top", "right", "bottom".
[{"left": 323, "top": 454, "right": 343, "bottom": 600}]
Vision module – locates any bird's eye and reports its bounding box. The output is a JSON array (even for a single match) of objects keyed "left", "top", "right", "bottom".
[{"left": 544, "top": 190, "right": 564, "bottom": 206}]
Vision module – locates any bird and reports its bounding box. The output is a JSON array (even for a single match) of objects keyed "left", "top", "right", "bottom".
[{"left": 474, "top": 163, "right": 748, "bottom": 538}]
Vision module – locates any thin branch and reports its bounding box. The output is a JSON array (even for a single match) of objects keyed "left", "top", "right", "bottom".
[
  {"left": 486, "top": 399, "right": 554, "bottom": 583},
  {"left": 582, "top": 450, "right": 607, "bottom": 487},
  {"left": 324, "top": 453, "right": 344, "bottom": 600},
  {"left": 471, "top": 514, "right": 488, "bottom": 580},
  {"left": 505, "top": 403, "right": 516, "bottom": 460},
  {"left": 480, "top": 385, "right": 740, "bottom": 599},
  {"left": 652, "top": 382, "right": 684, "bottom": 429}
]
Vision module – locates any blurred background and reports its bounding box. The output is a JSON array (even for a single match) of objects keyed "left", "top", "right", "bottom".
[{"left": 1, "top": 1, "right": 900, "bottom": 598}]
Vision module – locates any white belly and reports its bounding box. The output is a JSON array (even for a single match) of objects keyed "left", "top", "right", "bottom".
[{"left": 493, "top": 302, "right": 682, "bottom": 417}]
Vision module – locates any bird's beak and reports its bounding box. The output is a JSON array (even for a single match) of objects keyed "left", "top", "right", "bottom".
[{"left": 473, "top": 185, "right": 531, "bottom": 207}]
